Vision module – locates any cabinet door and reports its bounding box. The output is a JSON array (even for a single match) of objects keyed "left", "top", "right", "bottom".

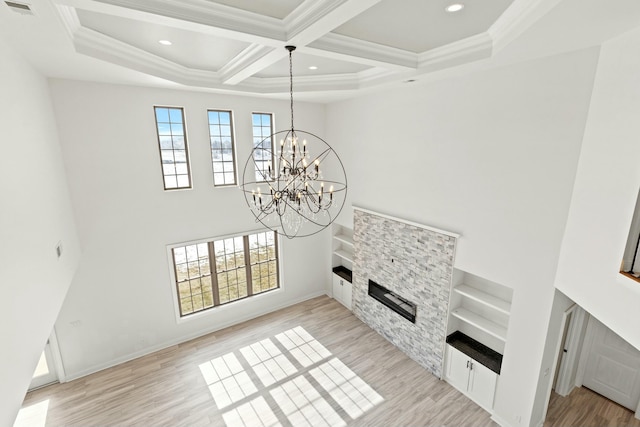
[
  {"left": 445, "top": 345, "right": 470, "bottom": 393},
  {"left": 468, "top": 360, "right": 498, "bottom": 411},
  {"left": 342, "top": 280, "right": 352, "bottom": 310},
  {"left": 332, "top": 274, "right": 343, "bottom": 303}
]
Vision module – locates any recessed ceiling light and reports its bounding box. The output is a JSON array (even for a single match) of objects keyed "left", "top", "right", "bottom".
[
  {"left": 308, "top": 66, "right": 318, "bottom": 70},
  {"left": 446, "top": 3, "right": 464, "bottom": 12},
  {"left": 158, "top": 40, "right": 172, "bottom": 46}
]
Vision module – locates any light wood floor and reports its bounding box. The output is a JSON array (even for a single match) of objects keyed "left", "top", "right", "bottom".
[
  {"left": 545, "top": 387, "right": 640, "bottom": 427},
  {"left": 17, "top": 296, "right": 496, "bottom": 427}
]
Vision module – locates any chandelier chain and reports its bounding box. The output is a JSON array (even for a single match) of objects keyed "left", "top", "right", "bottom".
[{"left": 289, "top": 47, "right": 294, "bottom": 131}]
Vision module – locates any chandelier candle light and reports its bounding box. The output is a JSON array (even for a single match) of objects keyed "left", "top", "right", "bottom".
[{"left": 242, "top": 46, "right": 347, "bottom": 238}]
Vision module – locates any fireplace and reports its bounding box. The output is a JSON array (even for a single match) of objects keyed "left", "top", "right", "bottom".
[{"left": 368, "top": 279, "right": 417, "bottom": 323}]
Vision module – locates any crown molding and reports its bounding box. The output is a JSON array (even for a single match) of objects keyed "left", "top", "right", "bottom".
[
  {"left": 417, "top": 32, "right": 493, "bottom": 70},
  {"left": 73, "top": 26, "right": 224, "bottom": 87},
  {"left": 55, "top": 0, "right": 286, "bottom": 45},
  {"left": 308, "top": 33, "right": 416, "bottom": 70},
  {"left": 244, "top": 73, "right": 360, "bottom": 92},
  {"left": 52, "top": 0, "right": 562, "bottom": 99},
  {"left": 71, "top": 25, "right": 362, "bottom": 94},
  {"left": 489, "top": 0, "right": 563, "bottom": 53},
  {"left": 55, "top": 4, "right": 82, "bottom": 40}
]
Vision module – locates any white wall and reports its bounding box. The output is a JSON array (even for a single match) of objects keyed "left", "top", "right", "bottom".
[
  {"left": 555, "top": 27, "right": 640, "bottom": 352},
  {"left": 49, "top": 80, "right": 329, "bottom": 378},
  {"left": 325, "top": 48, "right": 599, "bottom": 426},
  {"left": 0, "top": 40, "right": 80, "bottom": 426},
  {"left": 530, "top": 290, "right": 574, "bottom": 427}
]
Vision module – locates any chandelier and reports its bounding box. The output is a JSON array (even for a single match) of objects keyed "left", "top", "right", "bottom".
[{"left": 241, "top": 46, "right": 347, "bottom": 238}]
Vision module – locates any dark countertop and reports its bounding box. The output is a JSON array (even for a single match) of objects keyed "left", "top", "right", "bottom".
[
  {"left": 332, "top": 265, "right": 352, "bottom": 283},
  {"left": 446, "top": 331, "right": 503, "bottom": 374}
]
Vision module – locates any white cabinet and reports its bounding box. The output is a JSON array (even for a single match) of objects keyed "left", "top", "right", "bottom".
[
  {"left": 332, "top": 273, "right": 352, "bottom": 310},
  {"left": 445, "top": 345, "right": 498, "bottom": 412}
]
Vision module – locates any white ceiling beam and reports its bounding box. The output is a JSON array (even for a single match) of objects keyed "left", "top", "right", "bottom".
[
  {"left": 222, "top": 0, "right": 383, "bottom": 85},
  {"left": 222, "top": 49, "right": 288, "bottom": 85},
  {"left": 219, "top": 44, "right": 276, "bottom": 84},
  {"left": 284, "top": 0, "right": 382, "bottom": 45},
  {"left": 225, "top": 0, "right": 381, "bottom": 84}
]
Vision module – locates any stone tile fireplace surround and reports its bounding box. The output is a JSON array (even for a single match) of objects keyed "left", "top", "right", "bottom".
[{"left": 352, "top": 208, "right": 457, "bottom": 377}]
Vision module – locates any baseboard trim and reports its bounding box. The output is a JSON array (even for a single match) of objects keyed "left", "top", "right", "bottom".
[
  {"left": 63, "top": 290, "right": 326, "bottom": 382},
  {"left": 491, "top": 413, "right": 515, "bottom": 427}
]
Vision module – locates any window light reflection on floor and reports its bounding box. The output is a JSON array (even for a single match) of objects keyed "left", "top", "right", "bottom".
[
  {"left": 275, "top": 326, "right": 332, "bottom": 367},
  {"left": 222, "top": 396, "right": 281, "bottom": 427},
  {"left": 198, "top": 352, "right": 257, "bottom": 409},
  {"left": 240, "top": 338, "right": 297, "bottom": 387},
  {"left": 270, "top": 375, "right": 345, "bottom": 427},
  {"left": 198, "top": 326, "right": 384, "bottom": 427},
  {"left": 13, "top": 399, "right": 49, "bottom": 427},
  {"left": 310, "top": 358, "right": 384, "bottom": 419}
]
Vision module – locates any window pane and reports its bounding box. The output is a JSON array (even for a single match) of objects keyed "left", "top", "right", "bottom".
[
  {"left": 192, "top": 294, "right": 204, "bottom": 311},
  {"left": 173, "top": 247, "right": 186, "bottom": 263},
  {"left": 176, "top": 264, "right": 189, "bottom": 282},
  {"left": 252, "top": 113, "right": 274, "bottom": 182},
  {"left": 178, "top": 281, "right": 190, "bottom": 298},
  {"left": 189, "top": 278, "right": 202, "bottom": 294},
  {"left": 181, "top": 298, "right": 193, "bottom": 315},
  {"left": 171, "top": 231, "right": 278, "bottom": 318},
  {"left": 177, "top": 175, "right": 190, "bottom": 187},
  {"left": 201, "top": 275, "right": 212, "bottom": 293},
  {"left": 203, "top": 292, "right": 214, "bottom": 308},
  {"left": 156, "top": 108, "right": 169, "bottom": 122},
  {"left": 164, "top": 175, "right": 178, "bottom": 189},
  {"left": 154, "top": 106, "right": 191, "bottom": 190},
  {"left": 208, "top": 109, "right": 236, "bottom": 186}
]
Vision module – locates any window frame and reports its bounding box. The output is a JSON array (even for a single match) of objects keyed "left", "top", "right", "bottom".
[
  {"left": 207, "top": 109, "right": 238, "bottom": 187},
  {"left": 153, "top": 105, "right": 192, "bottom": 191},
  {"left": 251, "top": 112, "right": 275, "bottom": 183},
  {"left": 167, "top": 229, "right": 282, "bottom": 322}
]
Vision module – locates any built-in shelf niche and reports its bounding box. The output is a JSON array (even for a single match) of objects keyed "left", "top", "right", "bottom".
[
  {"left": 332, "top": 224, "right": 354, "bottom": 267},
  {"left": 447, "top": 269, "right": 513, "bottom": 355}
]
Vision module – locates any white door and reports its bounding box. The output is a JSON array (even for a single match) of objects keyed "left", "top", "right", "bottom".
[
  {"left": 29, "top": 340, "right": 58, "bottom": 390},
  {"left": 468, "top": 359, "right": 498, "bottom": 411},
  {"left": 582, "top": 317, "right": 640, "bottom": 410},
  {"left": 332, "top": 274, "right": 342, "bottom": 302},
  {"left": 445, "top": 345, "right": 470, "bottom": 392},
  {"left": 343, "top": 281, "right": 352, "bottom": 310}
]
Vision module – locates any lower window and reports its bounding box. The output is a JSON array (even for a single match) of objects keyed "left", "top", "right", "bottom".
[{"left": 170, "top": 231, "right": 279, "bottom": 317}]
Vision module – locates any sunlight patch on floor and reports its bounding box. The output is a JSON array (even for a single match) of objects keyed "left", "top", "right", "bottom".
[
  {"left": 198, "top": 326, "right": 384, "bottom": 427},
  {"left": 13, "top": 399, "right": 49, "bottom": 427}
]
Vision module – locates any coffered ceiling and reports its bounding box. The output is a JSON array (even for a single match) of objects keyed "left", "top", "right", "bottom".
[{"left": 2, "top": 0, "right": 640, "bottom": 102}]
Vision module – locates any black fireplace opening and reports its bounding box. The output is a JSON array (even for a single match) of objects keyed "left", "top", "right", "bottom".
[{"left": 368, "top": 279, "right": 417, "bottom": 323}]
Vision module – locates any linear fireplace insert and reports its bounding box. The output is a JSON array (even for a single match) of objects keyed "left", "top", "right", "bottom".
[{"left": 368, "top": 279, "right": 417, "bottom": 323}]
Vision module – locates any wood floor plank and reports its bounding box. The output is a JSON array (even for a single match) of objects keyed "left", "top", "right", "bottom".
[
  {"left": 544, "top": 387, "right": 640, "bottom": 427},
  {"left": 19, "top": 297, "right": 498, "bottom": 427}
]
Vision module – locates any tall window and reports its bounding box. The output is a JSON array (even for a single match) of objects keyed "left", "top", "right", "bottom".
[
  {"left": 208, "top": 109, "right": 236, "bottom": 186},
  {"left": 252, "top": 112, "right": 274, "bottom": 182},
  {"left": 171, "top": 231, "right": 279, "bottom": 317},
  {"left": 154, "top": 106, "right": 191, "bottom": 190}
]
